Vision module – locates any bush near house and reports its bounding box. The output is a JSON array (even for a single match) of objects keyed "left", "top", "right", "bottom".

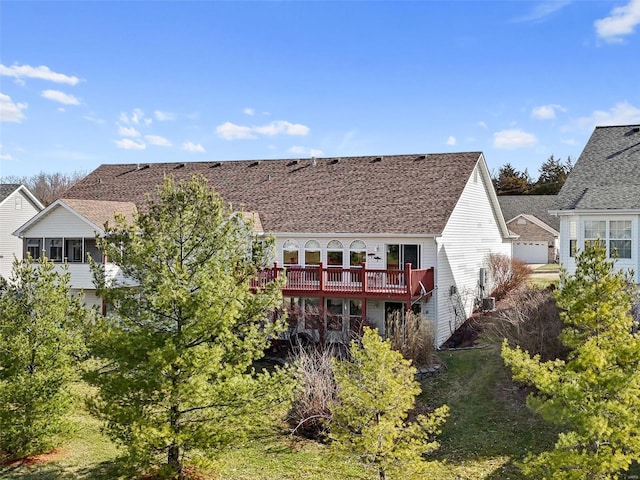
[{"left": 487, "top": 253, "right": 532, "bottom": 300}]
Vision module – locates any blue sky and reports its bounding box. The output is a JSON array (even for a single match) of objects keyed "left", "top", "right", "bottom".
[{"left": 1, "top": 1, "right": 639, "bottom": 179}]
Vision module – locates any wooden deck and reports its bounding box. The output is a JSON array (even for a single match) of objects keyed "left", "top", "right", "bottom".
[{"left": 253, "top": 262, "right": 434, "bottom": 300}]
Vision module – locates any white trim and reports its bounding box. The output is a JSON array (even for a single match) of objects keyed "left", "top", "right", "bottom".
[
  {"left": 0, "top": 185, "right": 44, "bottom": 211},
  {"left": 506, "top": 213, "right": 559, "bottom": 237},
  {"left": 13, "top": 199, "right": 105, "bottom": 238},
  {"left": 550, "top": 208, "right": 640, "bottom": 216}
]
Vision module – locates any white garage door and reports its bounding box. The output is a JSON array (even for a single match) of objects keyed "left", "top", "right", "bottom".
[{"left": 513, "top": 241, "right": 548, "bottom": 264}]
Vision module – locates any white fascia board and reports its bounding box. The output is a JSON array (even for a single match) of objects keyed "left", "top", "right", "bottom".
[
  {"left": 270, "top": 232, "right": 440, "bottom": 240},
  {"left": 550, "top": 209, "right": 640, "bottom": 216},
  {"left": 13, "top": 199, "right": 105, "bottom": 237},
  {"left": 477, "top": 154, "right": 512, "bottom": 239},
  {"left": 0, "top": 185, "right": 45, "bottom": 211},
  {"left": 510, "top": 213, "right": 559, "bottom": 237}
]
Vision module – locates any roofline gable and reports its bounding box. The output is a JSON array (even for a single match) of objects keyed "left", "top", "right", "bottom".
[
  {"left": 13, "top": 199, "right": 106, "bottom": 238},
  {"left": 0, "top": 184, "right": 45, "bottom": 211},
  {"left": 506, "top": 213, "right": 559, "bottom": 236}
]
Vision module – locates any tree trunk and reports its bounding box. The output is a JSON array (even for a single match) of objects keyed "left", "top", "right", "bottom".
[
  {"left": 168, "top": 402, "right": 181, "bottom": 475},
  {"left": 168, "top": 442, "right": 181, "bottom": 475}
]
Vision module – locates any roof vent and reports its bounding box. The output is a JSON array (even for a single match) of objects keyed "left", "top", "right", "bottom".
[
  {"left": 175, "top": 163, "right": 185, "bottom": 169},
  {"left": 633, "top": 127, "right": 640, "bottom": 133},
  {"left": 311, "top": 157, "right": 317, "bottom": 167},
  {"left": 370, "top": 157, "right": 382, "bottom": 163},
  {"left": 249, "top": 161, "right": 260, "bottom": 167},
  {"left": 287, "top": 160, "right": 299, "bottom": 166},
  {"left": 415, "top": 155, "right": 426, "bottom": 161},
  {"left": 210, "top": 162, "right": 222, "bottom": 168},
  {"left": 136, "top": 164, "right": 149, "bottom": 171},
  {"left": 329, "top": 159, "right": 339, "bottom": 165}
]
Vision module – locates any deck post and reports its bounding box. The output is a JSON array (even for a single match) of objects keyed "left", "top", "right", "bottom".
[
  {"left": 405, "top": 262, "right": 412, "bottom": 311},
  {"left": 319, "top": 261, "right": 325, "bottom": 292},
  {"left": 361, "top": 261, "right": 367, "bottom": 293}
]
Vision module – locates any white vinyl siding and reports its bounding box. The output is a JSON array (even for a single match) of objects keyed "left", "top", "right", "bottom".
[
  {"left": 436, "top": 163, "right": 511, "bottom": 347},
  {"left": 559, "top": 214, "right": 640, "bottom": 283},
  {"left": 0, "top": 189, "right": 43, "bottom": 280}
]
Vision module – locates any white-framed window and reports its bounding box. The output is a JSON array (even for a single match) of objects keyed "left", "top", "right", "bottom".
[
  {"left": 569, "top": 220, "right": 577, "bottom": 257},
  {"left": 327, "top": 240, "right": 344, "bottom": 267},
  {"left": 583, "top": 219, "right": 632, "bottom": 259},
  {"left": 349, "top": 240, "right": 367, "bottom": 267},
  {"left": 283, "top": 239, "right": 299, "bottom": 266},
  {"left": 609, "top": 220, "right": 632, "bottom": 259},
  {"left": 304, "top": 240, "right": 321, "bottom": 266}
]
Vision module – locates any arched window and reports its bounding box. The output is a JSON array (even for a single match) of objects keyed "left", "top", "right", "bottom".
[
  {"left": 283, "top": 239, "right": 299, "bottom": 266},
  {"left": 304, "top": 240, "right": 321, "bottom": 266},
  {"left": 327, "top": 240, "right": 344, "bottom": 267},
  {"left": 349, "top": 240, "right": 367, "bottom": 267}
]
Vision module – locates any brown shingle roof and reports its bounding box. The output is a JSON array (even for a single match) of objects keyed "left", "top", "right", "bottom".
[
  {"left": 63, "top": 153, "right": 483, "bottom": 235},
  {"left": 60, "top": 198, "right": 137, "bottom": 230}
]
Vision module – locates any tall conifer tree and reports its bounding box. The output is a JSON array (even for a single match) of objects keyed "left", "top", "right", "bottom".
[
  {"left": 502, "top": 243, "right": 640, "bottom": 479},
  {"left": 88, "top": 175, "right": 290, "bottom": 477}
]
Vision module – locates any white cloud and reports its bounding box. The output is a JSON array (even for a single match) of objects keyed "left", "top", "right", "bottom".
[
  {"left": 118, "top": 125, "right": 141, "bottom": 137},
  {"left": 254, "top": 121, "right": 309, "bottom": 136},
  {"left": 145, "top": 135, "right": 172, "bottom": 147},
  {"left": 531, "top": 104, "right": 566, "bottom": 120},
  {"left": 0, "top": 93, "right": 27, "bottom": 122},
  {"left": 493, "top": 129, "right": 538, "bottom": 149},
  {"left": 595, "top": 0, "right": 640, "bottom": 43},
  {"left": 182, "top": 141, "right": 205, "bottom": 153},
  {"left": 446, "top": 136, "right": 457, "bottom": 146},
  {"left": 154, "top": 110, "right": 175, "bottom": 121},
  {"left": 0, "top": 64, "right": 80, "bottom": 85},
  {"left": 216, "top": 122, "right": 257, "bottom": 140},
  {"left": 477, "top": 121, "right": 488, "bottom": 129},
  {"left": 114, "top": 138, "right": 146, "bottom": 150},
  {"left": 288, "top": 146, "right": 324, "bottom": 156},
  {"left": 513, "top": 1, "right": 573, "bottom": 23},
  {"left": 120, "top": 108, "right": 151, "bottom": 125},
  {"left": 573, "top": 101, "right": 640, "bottom": 131},
  {"left": 243, "top": 107, "right": 255, "bottom": 116},
  {"left": 41, "top": 89, "right": 80, "bottom": 105},
  {"left": 216, "top": 120, "right": 310, "bottom": 140}
]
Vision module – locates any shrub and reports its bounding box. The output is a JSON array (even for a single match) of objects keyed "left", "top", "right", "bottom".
[
  {"left": 386, "top": 310, "right": 436, "bottom": 367},
  {"left": 330, "top": 328, "right": 449, "bottom": 480},
  {"left": 488, "top": 253, "right": 532, "bottom": 300},
  {"left": 489, "top": 286, "right": 567, "bottom": 361},
  {"left": 287, "top": 344, "right": 337, "bottom": 440}
]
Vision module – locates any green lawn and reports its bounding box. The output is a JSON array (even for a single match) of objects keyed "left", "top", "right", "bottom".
[{"left": 3, "top": 343, "right": 633, "bottom": 480}]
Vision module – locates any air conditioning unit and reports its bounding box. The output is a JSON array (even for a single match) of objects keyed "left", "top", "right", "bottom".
[{"left": 482, "top": 297, "right": 496, "bottom": 312}]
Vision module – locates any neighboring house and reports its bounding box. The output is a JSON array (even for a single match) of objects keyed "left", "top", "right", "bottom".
[
  {"left": 551, "top": 124, "right": 640, "bottom": 282},
  {"left": 0, "top": 184, "right": 44, "bottom": 280},
  {"left": 14, "top": 152, "right": 512, "bottom": 347},
  {"left": 498, "top": 195, "right": 560, "bottom": 264},
  {"left": 13, "top": 198, "right": 137, "bottom": 309}
]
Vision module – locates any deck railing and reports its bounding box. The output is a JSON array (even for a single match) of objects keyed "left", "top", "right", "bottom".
[{"left": 253, "top": 262, "right": 434, "bottom": 299}]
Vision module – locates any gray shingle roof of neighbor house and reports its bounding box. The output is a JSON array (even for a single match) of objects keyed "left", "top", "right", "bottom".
[
  {"left": 62, "top": 152, "right": 486, "bottom": 235},
  {"left": 497, "top": 195, "right": 560, "bottom": 231},
  {"left": 0, "top": 184, "right": 22, "bottom": 202},
  {"left": 555, "top": 125, "right": 640, "bottom": 211}
]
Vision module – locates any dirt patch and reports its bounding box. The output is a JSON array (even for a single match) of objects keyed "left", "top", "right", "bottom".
[{"left": 1, "top": 448, "right": 66, "bottom": 467}]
